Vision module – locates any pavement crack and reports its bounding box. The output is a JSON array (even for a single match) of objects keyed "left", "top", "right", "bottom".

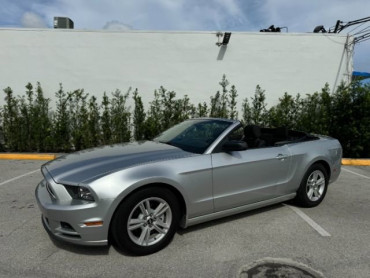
[
  {"left": 45, "top": 249, "right": 60, "bottom": 260},
  {"left": 5, "top": 218, "right": 33, "bottom": 237}
]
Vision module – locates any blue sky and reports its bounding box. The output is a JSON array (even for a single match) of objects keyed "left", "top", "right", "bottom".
[{"left": 0, "top": 0, "right": 369, "bottom": 71}]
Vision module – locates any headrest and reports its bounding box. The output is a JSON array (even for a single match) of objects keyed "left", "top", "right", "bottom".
[{"left": 244, "top": 125, "right": 261, "bottom": 138}]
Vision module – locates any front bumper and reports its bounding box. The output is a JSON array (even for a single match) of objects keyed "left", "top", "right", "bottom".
[{"left": 35, "top": 180, "right": 113, "bottom": 246}]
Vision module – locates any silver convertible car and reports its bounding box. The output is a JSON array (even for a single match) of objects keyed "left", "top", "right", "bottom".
[{"left": 36, "top": 118, "right": 342, "bottom": 255}]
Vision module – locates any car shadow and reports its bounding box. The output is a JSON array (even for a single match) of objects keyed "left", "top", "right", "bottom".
[
  {"left": 45, "top": 228, "right": 139, "bottom": 256},
  {"left": 46, "top": 234, "right": 111, "bottom": 255},
  {"left": 44, "top": 203, "right": 286, "bottom": 256},
  {"left": 177, "top": 203, "right": 284, "bottom": 235}
]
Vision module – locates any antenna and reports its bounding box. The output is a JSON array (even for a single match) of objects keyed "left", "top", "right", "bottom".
[
  {"left": 314, "top": 16, "right": 370, "bottom": 45},
  {"left": 329, "top": 16, "right": 370, "bottom": 33}
]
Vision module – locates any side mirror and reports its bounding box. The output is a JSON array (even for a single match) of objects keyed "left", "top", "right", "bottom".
[{"left": 223, "top": 140, "right": 247, "bottom": 152}]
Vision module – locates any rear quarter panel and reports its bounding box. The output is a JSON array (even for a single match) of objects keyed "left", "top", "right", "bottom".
[{"left": 280, "top": 137, "right": 342, "bottom": 195}]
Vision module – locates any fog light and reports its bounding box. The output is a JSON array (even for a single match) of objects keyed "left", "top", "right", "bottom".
[{"left": 61, "top": 221, "right": 75, "bottom": 231}]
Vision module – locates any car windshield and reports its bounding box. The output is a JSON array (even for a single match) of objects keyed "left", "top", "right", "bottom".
[{"left": 154, "top": 119, "right": 232, "bottom": 154}]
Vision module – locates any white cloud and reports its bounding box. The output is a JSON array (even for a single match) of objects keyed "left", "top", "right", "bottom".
[
  {"left": 35, "top": 0, "right": 248, "bottom": 31},
  {"left": 21, "top": 11, "right": 47, "bottom": 28},
  {"left": 103, "top": 20, "right": 133, "bottom": 31}
]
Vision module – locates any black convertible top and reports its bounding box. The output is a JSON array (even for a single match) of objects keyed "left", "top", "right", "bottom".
[{"left": 243, "top": 125, "right": 319, "bottom": 148}]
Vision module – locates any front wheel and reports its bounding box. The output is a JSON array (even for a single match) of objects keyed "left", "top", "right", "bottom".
[
  {"left": 294, "top": 164, "right": 328, "bottom": 207},
  {"left": 111, "top": 187, "right": 180, "bottom": 255}
]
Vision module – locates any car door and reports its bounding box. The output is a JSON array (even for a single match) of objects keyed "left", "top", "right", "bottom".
[{"left": 211, "top": 145, "right": 291, "bottom": 212}]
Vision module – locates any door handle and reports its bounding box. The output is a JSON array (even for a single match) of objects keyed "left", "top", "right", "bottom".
[{"left": 276, "top": 154, "right": 288, "bottom": 161}]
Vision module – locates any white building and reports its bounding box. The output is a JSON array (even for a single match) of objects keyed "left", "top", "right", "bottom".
[{"left": 0, "top": 28, "right": 353, "bottom": 108}]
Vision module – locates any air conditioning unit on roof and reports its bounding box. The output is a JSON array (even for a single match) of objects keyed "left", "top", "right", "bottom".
[{"left": 54, "top": 17, "right": 74, "bottom": 29}]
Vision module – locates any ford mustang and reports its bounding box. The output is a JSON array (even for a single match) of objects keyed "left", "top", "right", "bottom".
[{"left": 35, "top": 118, "right": 342, "bottom": 255}]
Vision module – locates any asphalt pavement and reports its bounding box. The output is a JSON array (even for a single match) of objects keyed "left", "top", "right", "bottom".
[{"left": 0, "top": 160, "right": 369, "bottom": 278}]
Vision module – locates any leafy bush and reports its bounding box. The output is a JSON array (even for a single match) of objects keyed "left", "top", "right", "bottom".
[
  {"left": 268, "top": 93, "right": 301, "bottom": 129},
  {"left": 242, "top": 85, "right": 268, "bottom": 126},
  {"left": 1, "top": 76, "right": 369, "bottom": 157},
  {"left": 132, "top": 89, "right": 146, "bottom": 141},
  {"left": 110, "top": 89, "right": 131, "bottom": 144},
  {"left": 330, "top": 82, "right": 370, "bottom": 157},
  {"left": 53, "top": 84, "right": 71, "bottom": 152}
]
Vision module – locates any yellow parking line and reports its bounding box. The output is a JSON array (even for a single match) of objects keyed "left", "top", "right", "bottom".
[
  {"left": 342, "top": 159, "right": 370, "bottom": 166},
  {"left": 0, "top": 153, "right": 56, "bottom": 160},
  {"left": 0, "top": 153, "right": 368, "bottom": 165}
]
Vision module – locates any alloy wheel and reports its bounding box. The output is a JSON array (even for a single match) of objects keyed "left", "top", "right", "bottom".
[
  {"left": 127, "top": 197, "right": 172, "bottom": 246},
  {"left": 306, "top": 170, "right": 326, "bottom": 202}
]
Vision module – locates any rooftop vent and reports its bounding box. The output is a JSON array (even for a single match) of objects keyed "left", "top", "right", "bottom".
[{"left": 54, "top": 17, "right": 74, "bottom": 29}]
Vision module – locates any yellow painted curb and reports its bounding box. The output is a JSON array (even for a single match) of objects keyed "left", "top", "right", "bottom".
[
  {"left": 0, "top": 154, "right": 369, "bottom": 165},
  {"left": 342, "top": 158, "right": 370, "bottom": 166},
  {"left": 0, "top": 153, "right": 56, "bottom": 161}
]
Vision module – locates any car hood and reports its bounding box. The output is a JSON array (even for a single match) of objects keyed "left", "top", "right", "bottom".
[{"left": 42, "top": 141, "right": 194, "bottom": 185}]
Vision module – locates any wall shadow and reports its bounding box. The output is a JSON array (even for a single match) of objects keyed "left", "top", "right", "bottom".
[{"left": 217, "top": 45, "right": 228, "bottom": 61}]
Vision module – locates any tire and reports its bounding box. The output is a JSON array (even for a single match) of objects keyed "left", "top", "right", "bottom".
[
  {"left": 294, "top": 164, "right": 329, "bottom": 207},
  {"left": 111, "top": 187, "right": 180, "bottom": 255}
]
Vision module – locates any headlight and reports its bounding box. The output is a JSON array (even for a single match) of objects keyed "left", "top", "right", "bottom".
[
  {"left": 64, "top": 185, "right": 95, "bottom": 202},
  {"left": 77, "top": 187, "right": 95, "bottom": 201}
]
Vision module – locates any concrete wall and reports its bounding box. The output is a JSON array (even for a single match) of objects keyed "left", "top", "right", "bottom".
[{"left": 0, "top": 29, "right": 353, "bottom": 109}]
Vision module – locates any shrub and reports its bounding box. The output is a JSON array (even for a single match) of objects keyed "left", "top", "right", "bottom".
[
  {"left": 101, "top": 92, "right": 112, "bottom": 145},
  {"left": 267, "top": 93, "right": 301, "bottom": 129},
  {"left": 242, "top": 85, "right": 268, "bottom": 126},
  {"left": 2, "top": 87, "right": 19, "bottom": 151},
  {"left": 132, "top": 89, "right": 146, "bottom": 141},
  {"left": 110, "top": 89, "right": 131, "bottom": 144},
  {"left": 1, "top": 76, "right": 369, "bottom": 157},
  {"left": 52, "top": 84, "right": 72, "bottom": 152},
  {"left": 330, "top": 82, "right": 370, "bottom": 157},
  {"left": 87, "top": 96, "right": 101, "bottom": 147}
]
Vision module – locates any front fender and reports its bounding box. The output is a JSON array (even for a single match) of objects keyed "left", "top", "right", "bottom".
[
  {"left": 87, "top": 154, "right": 213, "bottom": 234},
  {"left": 87, "top": 164, "right": 190, "bottom": 232}
]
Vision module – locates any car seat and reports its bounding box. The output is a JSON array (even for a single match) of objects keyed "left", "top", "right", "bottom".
[{"left": 244, "top": 125, "right": 266, "bottom": 148}]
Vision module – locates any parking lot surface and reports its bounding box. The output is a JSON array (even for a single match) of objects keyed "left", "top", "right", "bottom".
[{"left": 0, "top": 160, "right": 369, "bottom": 278}]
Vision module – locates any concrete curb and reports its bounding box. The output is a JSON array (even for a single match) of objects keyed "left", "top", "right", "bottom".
[
  {"left": 0, "top": 153, "right": 369, "bottom": 166},
  {"left": 341, "top": 158, "right": 370, "bottom": 166},
  {"left": 0, "top": 153, "right": 57, "bottom": 161}
]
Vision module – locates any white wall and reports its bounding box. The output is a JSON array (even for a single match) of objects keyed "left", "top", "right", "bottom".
[{"left": 0, "top": 29, "right": 353, "bottom": 109}]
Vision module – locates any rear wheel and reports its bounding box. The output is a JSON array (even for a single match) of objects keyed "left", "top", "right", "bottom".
[
  {"left": 111, "top": 187, "right": 180, "bottom": 255},
  {"left": 294, "top": 164, "right": 328, "bottom": 207}
]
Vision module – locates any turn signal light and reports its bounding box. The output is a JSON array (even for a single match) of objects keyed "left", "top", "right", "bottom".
[{"left": 84, "top": 221, "right": 103, "bottom": 227}]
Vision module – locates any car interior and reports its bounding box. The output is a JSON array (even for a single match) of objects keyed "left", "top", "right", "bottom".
[{"left": 242, "top": 125, "right": 319, "bottom": 149}]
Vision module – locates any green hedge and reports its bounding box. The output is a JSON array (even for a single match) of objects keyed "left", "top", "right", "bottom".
[{"left": 1, "top": 75, "right": 369, "bottom": 157}]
